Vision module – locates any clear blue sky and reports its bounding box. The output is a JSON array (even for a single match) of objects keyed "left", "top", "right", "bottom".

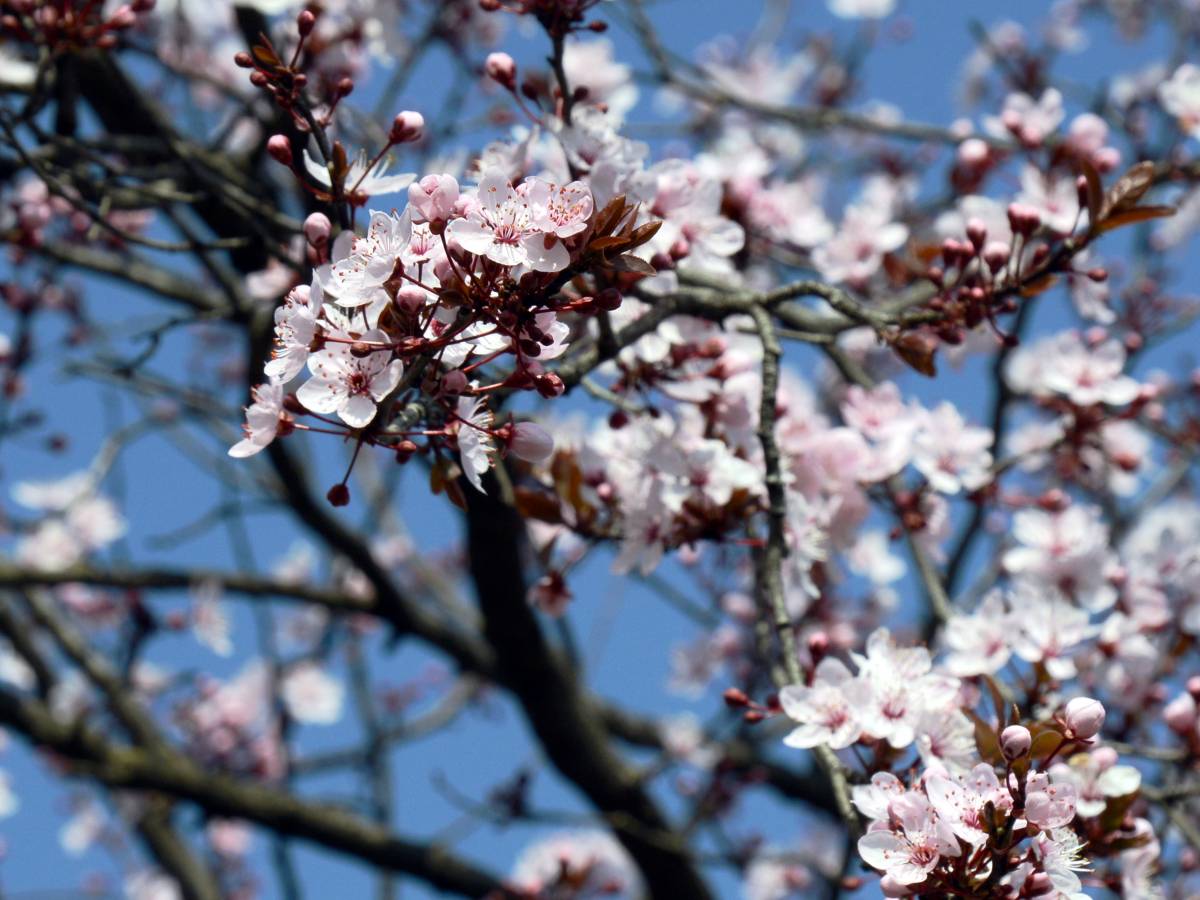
[{"left": 0, "top": 1, "right": 1193, "bottom": 897}]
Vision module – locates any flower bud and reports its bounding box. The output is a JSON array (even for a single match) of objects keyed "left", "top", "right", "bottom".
[
  {"left": 535, "top": 372, "right": 564, "bottom": 398},
  {"left": 982, "top": 241, "right": 1010, "bottom": 273},
  {"left": 297, "top": 8, "right": 315, "bottom": 35},
  {"left": 722, "top": 688, "right": 749, "bottom": 708},
  {"left": 1026, "top": 872, "right": 1053, "bottom": 894},
  {"left": 1000, "top": 724, "right": 1032, "bottom": 759},
  {"left": 1064, "top": 697, "right": 1105, "bottom": 740},
  {"left": 441, "top": 369, "right": 468, "bottom": 395},
  {"left": 596, "top": 288, "right": 623, "bottom": 311},
  {"left": 389, "top": 110, "right": 424, "bottom": 144},
  {"left": 807, "top": 630, "right": 829, "bottom": 659},
  {"left": 326, "top": 483, "right": 350, "bottom": 507},
  {"left": 1164, "top": 693, "right": 1197, "bottom": 734},
  {"left": 303, "top": 212, "right": 332, "bottom": 248},
  {"left": 266, "top": 134, "right": 293, "bottom": 168},
  {"left": 956, "top": 137, "right": 989, "bottom": 169},
  {"left": 509, "top": 422, "right": 554, "bottom": 463},
  {"left": 485, "top": 52, "right": 517, "bottom": 90},
  {"left": 1006, "top": 202, "right": 1042, "bottom": 237},
  {"left": 880, "top": 875, "right": 914, "bottom": 897},
  {"left": 965, "top": 217, "right": 987, "bottom": 251},
  {"left": 108, "top": 5, "right": 136, "bottom": 28},
  {"left": 407, "top": 173, "right": 459, "bottom": 222}
]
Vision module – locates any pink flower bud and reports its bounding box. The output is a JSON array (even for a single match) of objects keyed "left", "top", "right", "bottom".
[
  {"left": 1164, "top": 694, "right": 1197, "bottom": 734},
  {"left": 509, "top": 422, "right": 554, "bottom": 463},
  {"left": 108, "top": 4, "right": 136, "bottom": 28},
  {"left": 389, "top": 110, "right": 424, "bottom": 144},
  {"left": 1064, "top": 697, "right": 1105, "bottom": 740},
  {"left": 303, "top": 212, "right": 331, "bottom": 248},
  {"left": 267, "top": 135, "right": 293, "bottom": 168},
  {"left": 407, "top": 174, "right": 459, "bottom": 223},
  {"left": 880, "top": 875, "right": 914, "bottom": 897},
  {"left": 297, "top": 8, "right": 316, "bottom": 35},
  {"left": 807, "top": 630, "right": 830, "bottom": 658},
  {"left": 396, "top": 286, "right": 426, "bottom": 313},
  {"left": 1188, "top": 676, "right": 1200, "bottom": 699},
  {"left": 1000, "top": 724, "right": 1032, "bottom": 759},
  {"left": 957, "top": 137, "right": 989, "bottom": 169},
  {"left": 485, "top": 52, "right": 517, "bottom": 90},
  {"left": 441, "top": 369, "right": 468, "bottom": 395},
  {"left": 1094, "top": 147, "right": 1121, "bottom": 173},
  {"left": 536, "top": 372, "right": 564, "bottom": 398},
  {"left": 1006, "top": 202, "right": 1042, "bottom": 237},
  {"left": 965, "top": 217, "right": 988, "bottom": 251},
  {"left": 1026, "top": 873, "right": 1053, "bottom": 893},
  {"left": 982, "top": 241, "right": 1010, "bottom": 273}
]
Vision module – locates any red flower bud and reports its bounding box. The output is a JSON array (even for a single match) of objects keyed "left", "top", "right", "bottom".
[
  {"left": 389, "top": 110, "right": 424, "bottom": 144},
  {"left": 266, "top": 134, "right": 292, "bottom": 167},
  {"left": 485, "top": 52, "right": 517, "bottom": 91},
  {"left": 303, "top": 212, "right": 331, "bottom": 248}
]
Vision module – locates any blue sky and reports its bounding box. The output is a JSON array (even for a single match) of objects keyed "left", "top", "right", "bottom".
[{"left": 0, "top": 1, "right": 1196, "bottom": 897}]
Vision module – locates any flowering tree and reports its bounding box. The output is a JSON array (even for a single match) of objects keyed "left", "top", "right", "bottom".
[{"left": 2, "top": 0, "right": 1200, "bottom": 897}]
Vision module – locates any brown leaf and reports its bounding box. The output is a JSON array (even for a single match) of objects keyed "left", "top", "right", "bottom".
[
  {"left": 891, "top": 332, "right": 937, "bottom": 377},
  {"left": 1101, "top": 160, "right": 1156, "bottom": 218},
  {"left": 514, "top": 488, "right": 565, "bottom": 524},
  {"left": 429, "top": 461, "right": 447, "bottom": 495},
  {"left": 1019, "top": 273, "right": 1058, "bottom": 298},
  {"left": 1099, "top": 790, "right": 1139, "bottom": 832},
  {"left": 591, "top": 194, "right": 628, "bottom": 237},
  {"left": 444, "top": 477, "right": 468, "bottom": 511},
  {"left": 627, "top": 219, "right": 663, "bottom": 250},
  {"left": 964, "top": 709, "right": 1003, "bottom": 765},
  {"left": 588, "top": 235, "right": 633, "bottom": 255},
  {"left": 1078, "top": 158, "right": 1103, "bottom": 233},
  {"left": 330, "top": 142, "right": 349, "bottom": 184},
  {"left": 1096, "top": 204, "right": 1176, "bottom": 234},
  {"left": 1028, "top": 727, "right": 1063, "bottom": 762},
  {"left": 251, "top": 44, "right": 281, "bottom": 67},
  {"left": 982, "top": 675, "right": 1008, "bottom": 728},
  {"left": 609, "top": 254, "right": 657, "bottom": 276}
]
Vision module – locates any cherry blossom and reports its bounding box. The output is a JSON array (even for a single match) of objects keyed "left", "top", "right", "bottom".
[
  {"left": 779, "top": 658, "right": 866, "bottom": 750},
  {"left": 857, "top": 793, "right": 959, "bottom": 886},
  {"left": 295, "top": 331, "right": 403, "bottom": 428},
  {"left": 303, "top": 149, "right": 415, "bottom": 202},
  {"left": 229, "top": 380, "right": 290, "bottom": 457},
  {"left": 280, "top": 662, "right": 345, "bottom": 725},
  {"left": 447, "top": 170, "right": 573, "bottom": 272},
  {"left": 1158, "top": 63, "right": 1200, "bottom": 139}
]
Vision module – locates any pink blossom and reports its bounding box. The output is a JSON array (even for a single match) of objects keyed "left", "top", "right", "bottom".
[
  {"left": 280, "top": 663, "right": 344, "bottom": 725},
  {"left": 1023, "top": 772, "right": 1078, "bottom": 829},
  {"left": 407, "top": 173, "right": 460, "bottom": 223},
  {"left": 925, "top": 763, "right": 1013, "bottom": 846},
  {"left": 779, "top": 658, "right": 867, "bottom": 749},
  {"left": 1158, "top": 63, "right": 1200, "bottom": 138},
  {"left": 296, "top": 332, "right": 403, "bottom": 429},
  {"left": 857, "top": 794, "right": 959, "bottom": 886},
  {"left": 448, "top": 171, "right": 569, "bottom": 271}
]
